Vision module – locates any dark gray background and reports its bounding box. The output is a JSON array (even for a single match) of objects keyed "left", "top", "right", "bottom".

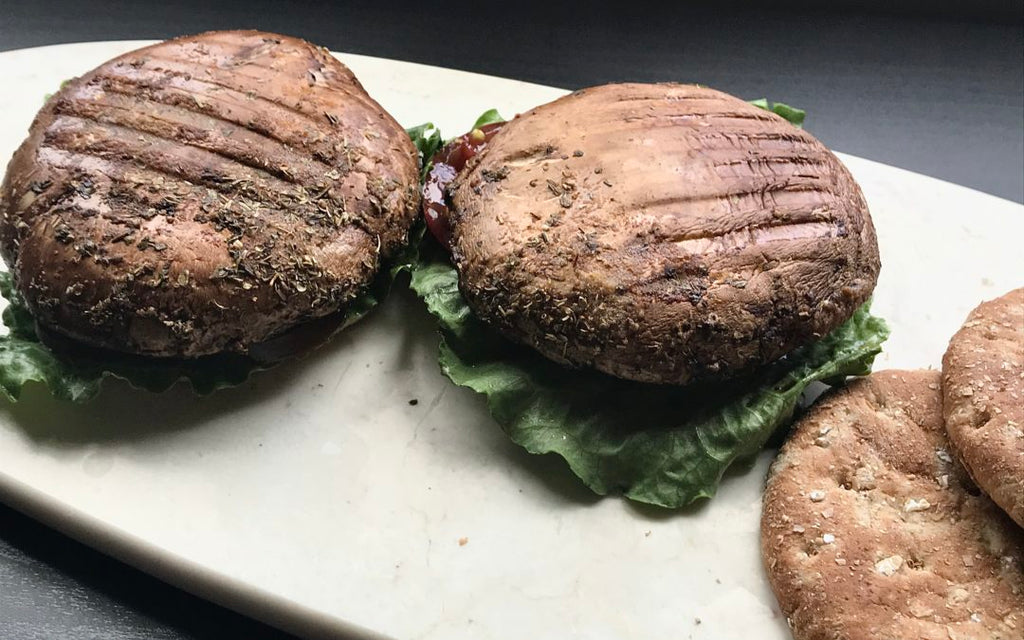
[
  {"left": 2, "top": 0, "right": 1022, "bottom": 202},
  {"left": 0, "top": 2, "right": 1021, "bottom": 639}
]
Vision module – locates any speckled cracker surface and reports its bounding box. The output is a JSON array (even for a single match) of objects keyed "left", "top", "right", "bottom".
[
  {"left": 943, "top": 288, "right": 1024, "bottom": 527},
  {"left": 762, "top": 370, "right": 1024, "bottom": 640}
]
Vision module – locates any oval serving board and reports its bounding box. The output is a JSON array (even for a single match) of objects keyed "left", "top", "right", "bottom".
[{"left": 0, "top": 41, "right": 1021, "bottom": 640}]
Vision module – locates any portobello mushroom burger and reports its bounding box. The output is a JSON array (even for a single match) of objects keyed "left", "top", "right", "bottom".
[
  {"left": 409, "top": 83, "right": 890, "bottom": 507},
  {"left": 0, "top": 30, "right": 420, "bottom": 400}
]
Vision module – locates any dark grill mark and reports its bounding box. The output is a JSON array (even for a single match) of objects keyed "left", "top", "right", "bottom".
[
  {"left": 49, "top": 110, "right": 306, "bottom": 186},
  {"left": 90, "top": 72, "right": 342, "bottom": 171}
]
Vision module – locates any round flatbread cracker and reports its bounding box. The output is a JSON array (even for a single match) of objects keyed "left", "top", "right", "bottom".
[
  {"left": 943, "top": 287, "right": 1024, "bottom": 527},
  {"left": 762, "top": 370, "right": 1024, "bottom": 640}
]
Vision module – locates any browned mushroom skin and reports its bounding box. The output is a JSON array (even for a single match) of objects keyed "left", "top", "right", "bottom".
[
  {"left": 0, "top": 31, "right": 419, "bottom": 357},
  {"left": 449, "top": 83, "right": 880, "bottom": 385}
]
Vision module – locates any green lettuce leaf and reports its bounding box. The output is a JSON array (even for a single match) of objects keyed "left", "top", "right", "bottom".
[
  {"left": 43, "top": 78, "right": 72, "bottom": 103},
  {"left": 0, "top": 273, "right": 100, "bottom": 402},
  {"left": 410, "top": 243, "right": 887, "bottom": 508},
  {"left": 750, "top": 98, "right": 806, "bottom": 128},
  {"left": 471, "top": 109, "right": 506, "bottom": 129},
  {"left": 0, "top": 244, "right": 415, "bottom": 403},
  {"left": 406, "top": 122, "right": 443, "bottom": 180},
  {"left": 406, "top": 112, "right": 507, "bottom": 181}
]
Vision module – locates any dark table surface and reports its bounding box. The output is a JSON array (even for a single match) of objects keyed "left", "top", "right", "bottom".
[{"left": 0, "top": 2, "right": 1021, "bottom": 639}]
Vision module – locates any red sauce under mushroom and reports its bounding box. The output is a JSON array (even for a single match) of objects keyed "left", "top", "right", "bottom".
[{"left": 422, "top": 122, "right": 505, "bottom": 247}]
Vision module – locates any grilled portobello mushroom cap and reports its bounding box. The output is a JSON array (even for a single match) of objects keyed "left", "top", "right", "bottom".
[
  {"left": 0, "top": 30, "right": 419, "bottom": 357},
  {"left": 448, "top": 83, "right": 880, "bottom": 385}
]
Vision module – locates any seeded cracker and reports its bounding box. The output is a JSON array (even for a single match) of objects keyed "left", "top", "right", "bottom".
[
  {"left": 943, "top": 288, "right": 1024, "bottom": 527},
  {"left": 762, "top": 370, "right": 1024, "bottom": 640}
]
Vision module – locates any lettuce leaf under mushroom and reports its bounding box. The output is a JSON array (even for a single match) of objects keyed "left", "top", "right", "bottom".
[
  {"left": 0, "top": 251, "right": 412, "bottom": 402},
  {"left": 410, "top": 241, "right": 887, "bottom": 508}
]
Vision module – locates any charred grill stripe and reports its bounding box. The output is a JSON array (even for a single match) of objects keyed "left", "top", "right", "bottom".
[
  {"left": 620, "top": 110, "right": 780, "bottom": 125},
  {"left": 626, "top": 254, "right": 843, "bottom": 301},
  {"left": 619, "top": 220, "right": 845, "bottom": 297},
  {"left": 33, "top": 145, "right": 285, "bottom": 209},
  {"left": 196, "top": 56, "right": 385, "bottom": 115},
  {"left": 58, "top": 95, "right": 408, "bottom": 236},
  {"left": 707, "top": 156, "right": 834, "bottom": 190},
  {"left": 36, "top": 141, "right": 296, "bottom": 209},
  {"left": 685, "top": 133, "right": 823, "bottom": 165},
  {"left": 62, "top": 88, "right": 337, "bottom": 179},
  {"left": 490, "top": 122, "right": 819, "bottom": 178},
  {"left": 47, "top": 112, "right": 305, "bottom": 187},
  {"left": 10, "top": 153, "right": 206, "bottom": 237},
  {"left": 176, "top": 35, "right": 287, "bottom": 51},
  {"left": 710, "top": 155, "right": 830, "bottom": 174},
  {"left": 633, "top": 179, "right": 835, "bottom": 214},
  {"left": 37, "top": 147, "right": 371, "bottom": 239},
  {"left": 534, "top": 114, "right": 798, "bottom": 156},
  {"left": 107, "top": 58, "right": 328, "bottom": 125},
  {"left": 666, "top": 217, "right": 841, "bottom": 244},
  {"left": 494, "top": 134, "right": 822, "bottom": 176},
  {"left": 34, "top": 148, "right": 195, "bottom": 191},
  {"left": 619, "top": 118, "right": 813, "bottom": 144},
  {"left": 691, "top": 130, "right": 816, "bottom": 147},
  {"left": 9, "top": 171, "right": 83, "bottom": 220},
  {"left": 19, "top": 148, "right": 194, "bottom": 217},
  {"left": 41, "top": 204, "right": 154, "bottom": 251},
  {"left": 562, "top": 107, "right": 814, "bottom": 148},
  {"left": 610, "top": 90, "right": 718, "bottom": 104},
  {"left": 90, "top": 70, "right": 344, "bottom": 167},
  {"left": 671, "top": 220, "right": 840, "bottom": 253},
  {"left": 637, "top": 193, "right": 837, "bottom": 242},
  {"left": 35, "top": 146, "right": 380, "bottom": 251},
  {"left": 131, "top": 52, "right": 383, "bottom": 122}
]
